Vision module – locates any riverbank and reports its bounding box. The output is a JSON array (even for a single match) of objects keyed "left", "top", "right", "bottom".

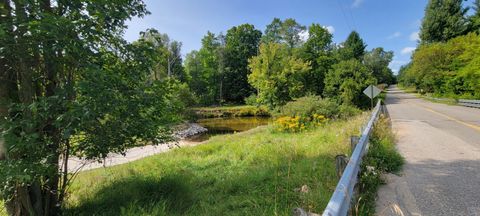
[
  {"left": 67, "top": 123, "right": 209, "bottom": 172},
  {"left": 64, "top": 113, "right": 370, "bottom": 215},
  {"left": 192, "top": 105, "right": 270, "bottom": 118}
]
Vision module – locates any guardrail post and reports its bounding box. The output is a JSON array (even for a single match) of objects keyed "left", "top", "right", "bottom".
[
  {"left": 335, "top": 155, "right": 348, "bottom": 179},
  {"left": 350, "top": 136, "right": 360, "bottom": 152}
]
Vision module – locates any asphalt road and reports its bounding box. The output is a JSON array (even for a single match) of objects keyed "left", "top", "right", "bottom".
[{"left": 376, "top": 86, "right": 480, "bottom": 216}]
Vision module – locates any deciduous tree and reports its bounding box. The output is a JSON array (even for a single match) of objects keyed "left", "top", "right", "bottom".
[
  {"left": 0, "top": 1, "right": 183, "bottom": 215},
  {"left": 299, "top": 24, "right": 335, "bottom": 94},
  {"left": 223, "top": 24, "right": 262, "bottom": 103},
  {"left": 324, "top": 59, "right": 376, "bottom": 107},
  {"left": 248, "top": 43, "right": 311, "bottom": 108},
  {"left": 363, "top": 47, "right": 395, "bottom": 84}
]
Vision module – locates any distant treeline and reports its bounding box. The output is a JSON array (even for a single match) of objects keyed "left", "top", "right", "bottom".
[
  {"left": 398, "top": 0, "right": 480, "bottom": 99},
  {"left": 141, "top": 18, "right": 396, "bottom": 108}
]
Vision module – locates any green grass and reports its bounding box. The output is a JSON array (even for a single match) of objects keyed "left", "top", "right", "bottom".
[
  {"left": 192, "top": 105, "right": 270, "bottom": 118},
  {"left": 62, "top": 113, "right": 369, "bottom": 216},
  {"left": 355, "top": 117, "right": 404, "bottom": 215},
  {"left": 0, "top": 200, "right": 5, "bottom": 216}
]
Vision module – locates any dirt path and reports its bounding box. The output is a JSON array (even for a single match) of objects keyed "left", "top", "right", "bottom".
[{"left": 68, "top": 140, "right": 202, "bottom": 172}]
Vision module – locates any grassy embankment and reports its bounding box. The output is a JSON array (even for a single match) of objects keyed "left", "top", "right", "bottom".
[
  {"left": 62, "top": 113, "right": 369, "bottom": 216},
  {"left": 0, "top": 109, "right": 402, "bottom": 216},
  {"left": 192, "top": 105, "right": 270, "bottom": 118}
]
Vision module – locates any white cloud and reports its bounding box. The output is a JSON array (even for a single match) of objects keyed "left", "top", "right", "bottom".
[
  {"left": 300, "top": 26, "right": 334, "bottom": 41},
  {"left": 409, "top": 31, "right": 420, "bottom": 41},
  {"left": 387, "top": 32, "right": 401, "bottom": 39},
  {"left": 401, "top": 47, "right": 416, "bottom": 55},
  {"left": 299, "top": 30, "right": 309, "bottom": 41},
  {"left": 411, "top": 19, "right": 421, "bottom": 28},
  {"left": 389, "top": 60, "right": 408, "bottom": 75},
  {"left": 352, "top": 0, "right": 364, "bottom": 8},
  {"left": 324, "top": 25, "right": 335, "bottom": 34}
]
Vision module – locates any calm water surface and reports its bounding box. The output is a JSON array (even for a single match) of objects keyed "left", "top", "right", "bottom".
[{"left": 186, "top": 117, "right": 270, "bottom": 142}]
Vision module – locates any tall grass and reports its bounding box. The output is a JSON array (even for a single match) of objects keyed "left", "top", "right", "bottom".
[
  {"left": 0, "top": 200, "right": 5, "bottom": 216},
  {"left": 62, "top": 114, "right": 369, "bottom": 216},
  {"left": 355, "top": 117, "right": 404, "bottom": 215}
]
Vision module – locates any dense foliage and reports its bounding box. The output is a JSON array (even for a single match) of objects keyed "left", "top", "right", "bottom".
[
  {"left": 336, "top": 31, "right": 367, "bottom": 61},
  {"left": 248, "top": 43, "right": 311, "bottom": 108},
  {"left": 185, "top": 18, "right": 395, "bottom": 108},
  {"left": 0, "top": 0, "right": 186, "bottom": 215},
  {"left": 398, "top": 33, "right": 480, "bottom": 98},
  {"left": 278, "top": 95, "right": 360, "bottom": 119},
  {"left": 420, "top": 0, "right": 468, "bottom": 43},
  {"left": 223, "top": 24, "right": 262, "bottom": 103},
  {"left": 399, "top": 0, "right": 480, "bottom": 98},
  {"left": 324, "top": 59, "right": 377, "bottom": 107}
]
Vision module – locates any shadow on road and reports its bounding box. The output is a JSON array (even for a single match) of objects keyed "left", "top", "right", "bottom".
[{"left": 379, "top": 158, "right": 480, "bottom": 216}]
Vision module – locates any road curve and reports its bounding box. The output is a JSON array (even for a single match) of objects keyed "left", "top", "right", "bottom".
[{"left": 376, "top": 86, "right": 480, "bottom": 216}]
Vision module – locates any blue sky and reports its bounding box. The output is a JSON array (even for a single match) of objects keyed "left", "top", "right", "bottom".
[{"left": 123, "top": 0, "right": 475, "bottom": 74}]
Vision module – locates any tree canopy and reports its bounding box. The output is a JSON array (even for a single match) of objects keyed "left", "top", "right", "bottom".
[
  {"left": 324, "top": 59, "right": 376, "bottom": 107},
  {"left": 248, "top": 43, "right": 311, "bottom": 108},
  {"left": 338, "top": 31, "right": 367, "bottom": 61},
  {"left": 262, "top": 18, "right": 306, "bottom": 48},
  {"left": 420, "top": 0, "right": 468, "bottom": 43},
  {"left": 223, "top": 24, "right": 262, "bottom": 103},
  {"left": 0, "top": 0, "right": 186, "bottom": 215}
]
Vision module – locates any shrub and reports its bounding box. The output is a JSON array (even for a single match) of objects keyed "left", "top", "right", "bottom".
[
  {"left": 274, "top": 114, "right": 327, "bottom": 133},
  {"left": 278, "top": 95, "right": 360, "bottom": 119},
  {"left": 279, "top": 95, "right": 336, "bottom": 118},
  {"left": 274, "top": 116, "right": 306, "bottom": 132},
  {"left": 338, "top": 104, "right": 361, "bottom": 119},
  {"left": 244, "top": 94, "right": 258, "bottom": 106}
]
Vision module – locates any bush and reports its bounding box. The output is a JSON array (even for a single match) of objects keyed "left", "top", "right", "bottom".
[
  {"left": 279, "top": 95, "right": 360, "bottom": 119},
  {"left": 274, "top": 114, "right": 327, "bottom": 133},
  {"left": 244, "top": 94, "right": 258, "bottom": 106},
  {"left": 274, "top": 116, "right": 306, "bottom": 132},
  {"left": 338, "top": 104, "right": 361, "bottom": 119},
  {"left": 279, "top": 95, "right": 335, "bottom": 118}
]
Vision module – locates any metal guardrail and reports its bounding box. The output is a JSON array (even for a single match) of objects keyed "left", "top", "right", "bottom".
[
  {"left": 457, "top": 99, "right": 480, "bottom": 108},
  {"left": 322, "top": 100, "right": 383, "bottom": 216},
  {"left": 424, "top": 96, "right": 480, "bottom": 109}
]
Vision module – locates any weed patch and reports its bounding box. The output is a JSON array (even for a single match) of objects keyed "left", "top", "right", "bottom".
[{"left": 355, "top": 117, "right": 404, "bottom": 215}]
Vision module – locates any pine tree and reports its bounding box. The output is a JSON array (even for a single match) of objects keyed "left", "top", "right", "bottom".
[
  {"left": 420, "top": 0, "right": 468, "bottom": 43},
  {"left": 339, "top": 31, "right": 367, "bottom": 61},
  {"left": 469, "top": 0, "right": 480, "bottom": 33}
]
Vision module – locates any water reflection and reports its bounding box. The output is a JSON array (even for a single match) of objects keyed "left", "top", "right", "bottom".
[{"left": 186, "top": 117, "right": 270, "bottom": 142}]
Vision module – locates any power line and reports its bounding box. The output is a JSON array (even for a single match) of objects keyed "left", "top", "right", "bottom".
[
  {"left": 336, "top": 0, "right": 353, "bottom": 32},
  {"left": 344, "top": 0, "right": 358, "bottom": 30}
]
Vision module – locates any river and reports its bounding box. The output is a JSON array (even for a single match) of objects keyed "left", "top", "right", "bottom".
[{"left": 186, "top": 116, "right": 271, "bottom": 142}]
